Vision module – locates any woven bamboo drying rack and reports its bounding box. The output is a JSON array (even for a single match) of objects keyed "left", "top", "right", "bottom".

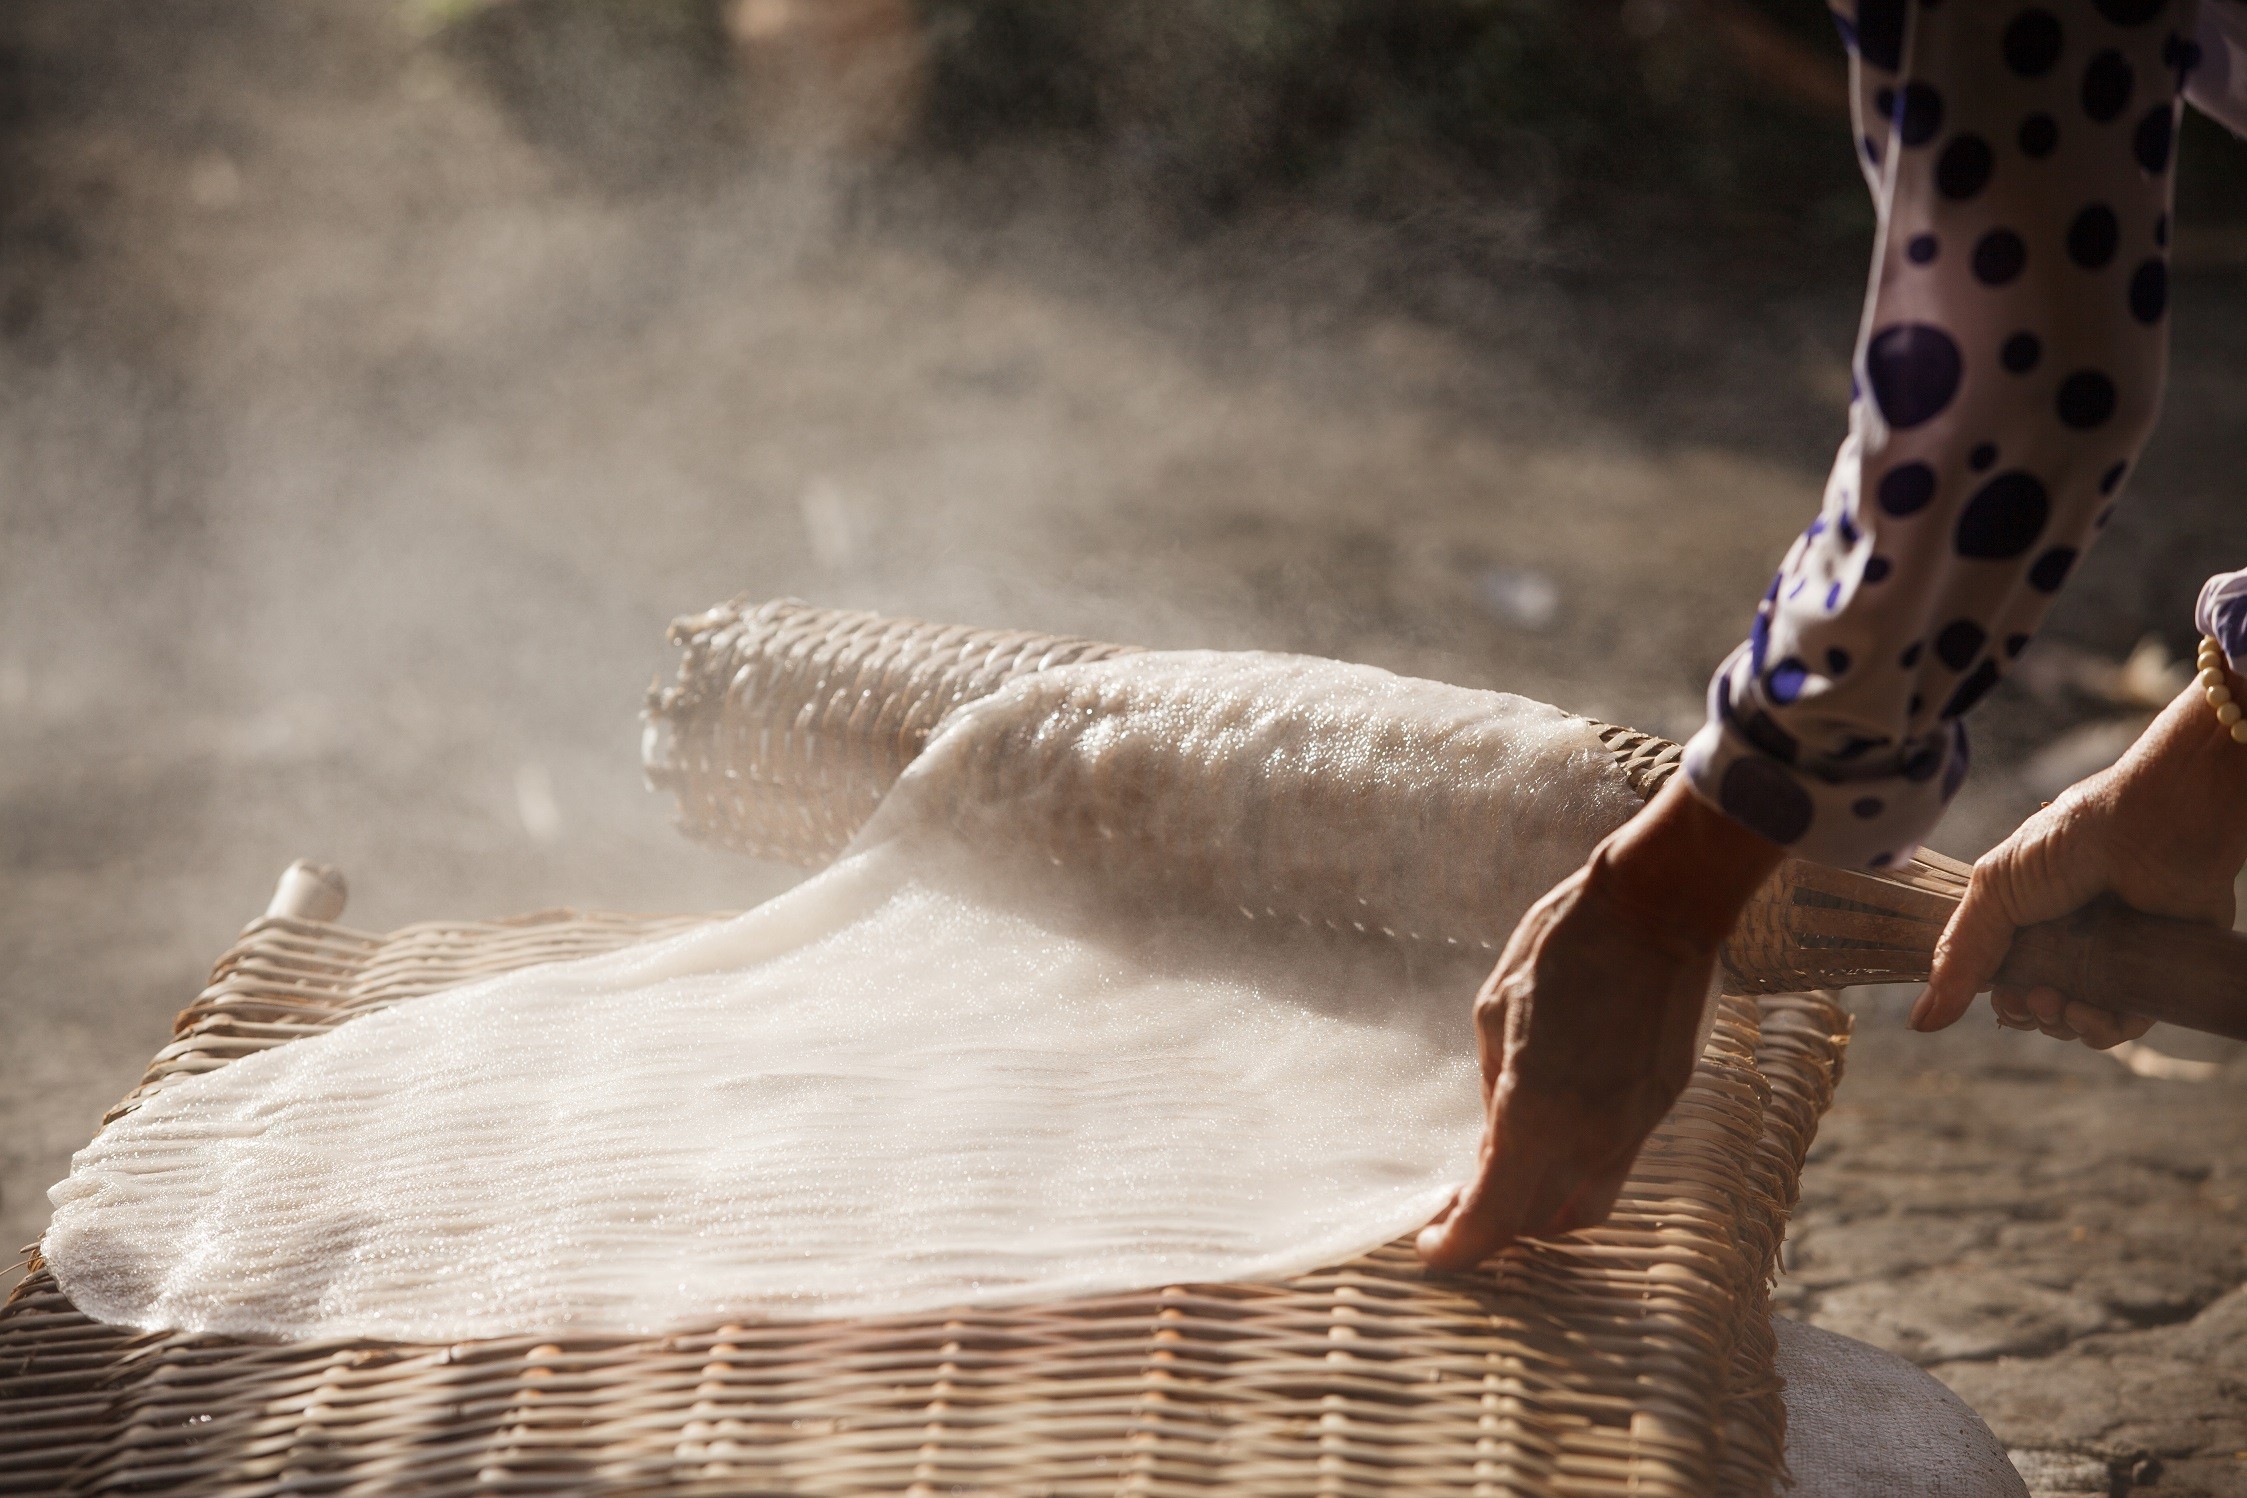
[
  {"left": 644, "top": 598, "right": 1976, "bottom": 990},
  {"left": 0, "top": 597, "right": 1865, "bottom": 1497}
]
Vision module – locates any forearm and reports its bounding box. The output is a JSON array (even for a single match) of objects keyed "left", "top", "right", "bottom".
[
  {"left": 1592, "top": 777, "right": 1786, "bottom": 950},
  {"left": 2094, "top": 660, "right": 2247, "bottom": 896},
  {"left": 1687, "top": 0, "right": 2182, "bottom": 870}
]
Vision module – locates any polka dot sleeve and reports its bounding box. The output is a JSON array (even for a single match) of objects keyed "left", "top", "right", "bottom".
[
  {"left": 2198, "top": 568, "right": 2247, "bottom": 667},
  {"left": 1680, "top": 0, "right": 2194, "bottom": 870},
  {"left": 2187, "top": 0, "right": 2247, "bottom": 132}
]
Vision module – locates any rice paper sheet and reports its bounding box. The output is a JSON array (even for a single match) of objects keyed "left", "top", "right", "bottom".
[{"left": 46, "top": 651, "right": 1664, "bottom": 1340}]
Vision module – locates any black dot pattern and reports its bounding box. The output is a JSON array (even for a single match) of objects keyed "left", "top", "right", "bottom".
[
  {"left": 1899, "top": 82, "right": 1947, "bottom": 145},
  {"left": 2056, "top": 370, "right": 2118, "bottom": 428},
  {"left": 2129, "top": 258, "right": 2168, "bottom": 322},
  {"left": 2082, "top": 49, "right": 2135, "bottom": 121},
  {"left": 1941, "top": 659, "right": 2004, "bottom": 718},
  {"left": 2067, "top": 203, "right": 2120, "bottom": 266},
  {"left": 1937, "top": 134, "right": 1996, "bottom": 197},
  {"left": 1972, "top": 228, "right": 2028, "bottom": 283},
  {"left": 1856, "top": 0, "right": 1907, "bottom": 71},
  {"left": 1936, "top": 619, "right": 1989, "bottom": 670},
  {"left": 2093, "top": 0, "right": 2164, "bottom": 25},
  {"left": 2003, "top": 10, "right": 2065, "bottom": 77},
  {"left": 1957, "top": 472, "right": 2051, "bottom": 558},
  {"left": 1878, "top": 461, "right": 1939, "bottom": 515},
  {"left": 2134, "top": 105, "right": 2174, "bottom": 171},
  {"left": 2028, "top": 546, "right": 2079, "bottom": 591},
  {"left": 1682, "top": 0, "right": 2186, "bottom": 870},
  {"left": 1866, "top": 325, "right": 1963, "bottom": 428}
]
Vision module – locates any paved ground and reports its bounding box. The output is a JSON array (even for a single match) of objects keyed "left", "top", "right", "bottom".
[
  {"left": 1788, "top": 989, "right": 2247, "bottom": 1496},
  {"left": 4, "top": 5, "right": 2245, "bottom": 1492}
]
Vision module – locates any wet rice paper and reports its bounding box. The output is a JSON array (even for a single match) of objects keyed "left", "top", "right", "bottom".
[{"left": 46, "top": 651, "right": 1665, "bottom": 1340}]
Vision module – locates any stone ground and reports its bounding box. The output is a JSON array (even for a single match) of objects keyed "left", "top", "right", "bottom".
[
  {"left": 1788, "top": 990, "right": 2247, "bottom": 1496},
  {"left": 4, "top": 4, "right": 2245, "bottom": 1493}
]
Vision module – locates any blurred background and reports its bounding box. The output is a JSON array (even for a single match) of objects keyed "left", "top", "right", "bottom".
[{"left": 5, "top": 3, "right": 2247, "bottom": 1487}]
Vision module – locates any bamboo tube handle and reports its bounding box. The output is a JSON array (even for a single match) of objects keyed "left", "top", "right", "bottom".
[{"left": 1998, "top": 897, "right": 2247, "bottom": 1041}]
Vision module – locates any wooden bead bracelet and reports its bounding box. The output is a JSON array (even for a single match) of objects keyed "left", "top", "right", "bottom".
[{"left": 2198, "top": 635, "right": 2247, "bottom": 744}]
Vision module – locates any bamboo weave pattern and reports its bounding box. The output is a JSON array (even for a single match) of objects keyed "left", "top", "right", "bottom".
[
  {"left": 645, "top": 599, "right": 1141, "bottom": 867},
  {"left": 3, "top": 905, "right": 1848, "bottom": 1497},
  {"left": 646, "top": 599, "right": 1977, "bottom": 991},
  {"left": 0, "top": 597, "right": 1869, "bottom": 1494}
]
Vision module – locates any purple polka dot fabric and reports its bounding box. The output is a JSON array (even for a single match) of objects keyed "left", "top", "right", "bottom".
[
  {"left": 2188, "top": 2, "right": 2247, "bottom": 133},
  {"left": 1684, "top": 0, "right": 2236, "bottom": 869},
  {"left": 2197, "top": 568, "right": 2247, "bottom": 668}
]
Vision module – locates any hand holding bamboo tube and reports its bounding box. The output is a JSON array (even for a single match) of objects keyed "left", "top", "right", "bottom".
[{"left": 1914, "top": 659, "right": 2247, "bottom": 1046}]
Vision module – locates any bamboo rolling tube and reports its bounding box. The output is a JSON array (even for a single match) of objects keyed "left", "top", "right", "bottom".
[
  {"left": 1993, "top": 896, "right": 2247, "bottom": 1039},
  {"left": 645, "top": 598, "right": 2247, "bottom": 1040}
]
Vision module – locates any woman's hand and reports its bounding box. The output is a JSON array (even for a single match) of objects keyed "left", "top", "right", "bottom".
[
  {"left": 1914, "top": 666, "right": 2247, "bottom": 1047},
  {"left": 1415, "top": 776, "right": 1782, "bottom": 1272}
]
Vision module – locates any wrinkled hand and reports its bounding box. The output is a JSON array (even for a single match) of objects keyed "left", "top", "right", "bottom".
[
  {"left": 1416, "top": 777, "right": 1782, "bottom": 1272},
  {"left": 1915, "top": 672, "right": 2247, "bottom": 1048},
  {"left": 1411, "top": 863, "right": 1714, "bottom": 1268}
]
